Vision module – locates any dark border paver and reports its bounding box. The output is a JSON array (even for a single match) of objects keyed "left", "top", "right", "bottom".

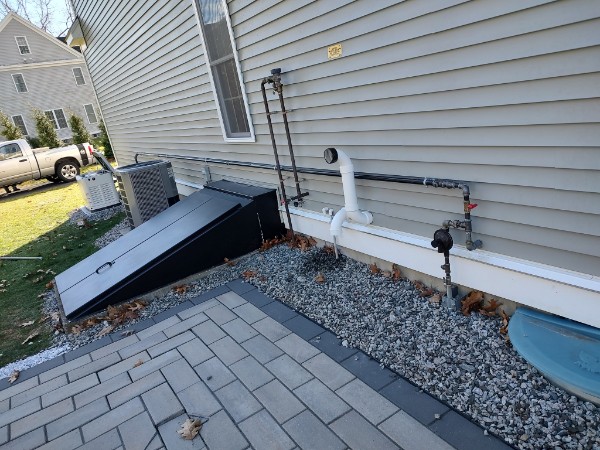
[
  {"left": 308, "top": 331, "right": 358, "bottom": 362},
  {"left": 283, "top": 315, "right": 325, "bottom": 340},
  {"left": 340, "top": 351, "right": 397, "bottom": 391},
  {"left": 240, "top": 288, "right": 274, "bottom": 308}
]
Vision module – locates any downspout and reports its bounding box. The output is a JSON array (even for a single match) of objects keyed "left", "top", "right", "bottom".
[{"left": 324, "top": 148, "right": 373, "bottom": 239}]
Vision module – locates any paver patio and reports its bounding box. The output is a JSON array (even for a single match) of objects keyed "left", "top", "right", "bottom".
[{"left": 0, "top": 280, "right": 512, "bottom": 449}]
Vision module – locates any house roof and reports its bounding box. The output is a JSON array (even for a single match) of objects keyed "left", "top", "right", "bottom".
[{"left": 0, "top": 11, "right": 83, "bottom": 59}]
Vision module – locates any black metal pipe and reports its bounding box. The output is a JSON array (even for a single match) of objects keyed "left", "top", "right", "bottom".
[
  {"left": 133, "top": 152, "right": 481, "bottom": 249},
  {"left": 270, "top": 69, "right": 303, "bottom": 203},
  {"left": 260, "top": 78, "right": 295, "bottom": 240}
]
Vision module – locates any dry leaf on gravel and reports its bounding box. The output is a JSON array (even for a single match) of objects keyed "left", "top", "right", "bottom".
[
  {"left": 224, "top": 257, "right": 235, "bottom": 267},
  {"left": 315, "top": 272, "right": 325, "bottom": 283},
  {"left": 22, "top": 331, "right": 40, "bottom": 345},
  {"left": 461, "top": 291, "right": 484, "bottom": 316},
  {"left": 177, "top": 418, "right": 202, "bottom": 440},
  {"left": 8, "top": 370, "right": 19, "bottom": 384},
  {"left": 481, "top": 299, "right": 502, "bottom": 317},
  {"left": 242, "top": 270, "right": 257, "bottom": 280},
  {"left": 172, "top": 285, "right": 190, "bottom": 295},
  {"left": 429, "top": 293, "right": 442, "bottom": 305},
  {"left": 392, "top": 264, "right": 402, "bottom": 281},
  {"left": 322, "top": 245, "right": 335, "bottom": 254},
  {"left": 133, "top": 359, "right": 144, "bottom": 368},
  {"left": 500, "top": 310, "right": 510, "bottom": 336},
  {"left": 20, "top": 320, "right": 35, "bottom": 327},
  {"left": 71, "top": 325, "right": 82, "bottom": 335},
  {"left": 96, "top": 325, "right": 115, "bottom": 338},
  {"left": 369, "top": 263, "right": 380, "bottom": 275},
  {"left": 45, "top": 281, "right": 54, "bottom": 289}
]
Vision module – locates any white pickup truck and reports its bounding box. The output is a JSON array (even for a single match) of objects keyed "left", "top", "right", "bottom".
[{"left": 0, "top": 139, "right": 95, "bottom": 192}]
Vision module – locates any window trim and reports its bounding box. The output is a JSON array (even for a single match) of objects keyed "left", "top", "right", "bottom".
[
  {"left": 191, "top": 0, "right": 255, "bottom": 143},
  {"left": 45, "top": 109, "right": 68, "bottom": 130},
  {"left": 15, "top": 36, "right": 31, "bottom": 55},
  {"left": 12, "top": 115, "right": 28, "bottom": 135},
  {"left": 12, "top": 73, "right": 28, "bottom": 93},
  {"left": 83, "top": 104, "right": 98, "bottom": 124},
  {"left": 72, "top": 67, "right": 86, "bottom": 85}
]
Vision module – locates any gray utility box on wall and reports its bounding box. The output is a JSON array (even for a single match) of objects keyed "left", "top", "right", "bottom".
[{"left": 114, "top": 160, "right": 179, "bottom": 228}]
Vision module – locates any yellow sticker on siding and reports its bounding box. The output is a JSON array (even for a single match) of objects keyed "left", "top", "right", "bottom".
[{"left": 327, "top": 43, "right": 342, "bottom": 60}]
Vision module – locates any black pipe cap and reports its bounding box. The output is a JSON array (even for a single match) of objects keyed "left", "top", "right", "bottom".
[
  {"left": 431, "top": 228, "right": 453, "bottom": 253},
  {"left": 324, "top": 148, "right": 338, "bottom": 164},
  {"left": 271, "top": 68, "right": 282, "bottom": 75}
]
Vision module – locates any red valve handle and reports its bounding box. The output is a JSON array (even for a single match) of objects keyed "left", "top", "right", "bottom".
[{"left": 467, "top": 203, "right": 478, "bottom": 210}]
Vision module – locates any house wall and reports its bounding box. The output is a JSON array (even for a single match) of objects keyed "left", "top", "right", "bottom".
[
  {"left": 71, "top": 0, "right": 600, "bottom": 322},
  {"left": 0, "top": 16, "right": 100, "bottom": 141},
  {"left": 0, "top": 19, "right": 78, "bottom": 66}
]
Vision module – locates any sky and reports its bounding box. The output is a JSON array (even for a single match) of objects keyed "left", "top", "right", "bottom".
[{"left": 0, "top": 0, "right": 72, "bottom": 36}]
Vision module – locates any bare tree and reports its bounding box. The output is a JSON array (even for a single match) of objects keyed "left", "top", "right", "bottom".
[{"left": 0, "top": 0, "right": 57, "bottom": 33}]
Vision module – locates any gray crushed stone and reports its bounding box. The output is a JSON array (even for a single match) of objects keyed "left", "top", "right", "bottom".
[{"left": 3, "top": 221, "right": 599, "bottom": 450}]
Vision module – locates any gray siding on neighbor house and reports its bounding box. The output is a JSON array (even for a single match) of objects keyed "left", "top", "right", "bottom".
[
  {"left": 0, "top": 18, "right": 79, "bottom": 66},
  {"left": 72, "top": 0, "right": 600, "bottom": 276},
  {"left": 0, "top": 16, "right": 100, "bottom": 140}
]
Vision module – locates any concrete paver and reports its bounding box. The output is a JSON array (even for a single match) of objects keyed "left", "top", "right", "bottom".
[
  {"left": 238, "top": 409, "right": 295, "bottom": 450},
  {"left": 0, "top": 281, "right": 507, "bottom": 450}
]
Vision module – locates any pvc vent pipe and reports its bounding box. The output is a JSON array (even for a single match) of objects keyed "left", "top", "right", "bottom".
[{"left": 324, "top": 148, "right": 373, "bottom": 237}]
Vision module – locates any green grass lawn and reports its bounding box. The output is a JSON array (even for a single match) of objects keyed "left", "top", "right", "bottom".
[{"left": 0, "top": 179, "right": 123, "bottom": 367}]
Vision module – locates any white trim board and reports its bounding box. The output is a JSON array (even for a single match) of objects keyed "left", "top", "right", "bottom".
[
  {"left": 285, "top": 207, "right": 600, "bottom": 329},
  {"left": 0, "top": 60, "right": 84, "bottom": 72}
]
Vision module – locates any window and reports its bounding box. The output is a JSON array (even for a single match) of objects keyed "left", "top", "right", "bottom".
[
  {"left": 12, "top": 115, "right": 28, "bottom": 135},
  {"left": 12, "top": 74, "right": 28, "bottom": 93},
  {"left": 0, "top": 143, "right": 23, "bottom": 161},
  {"left": 193, "top": 0, "right": 253, "bottom": 140},
  {"left": 83, "top": 104, "right": 98, "bottom": 123},
  {"left": 72, "top": 67, "right": 86, "bottom": 85},
  {"left": 15, "top": 36, "right": 30, "bottom": 55},
  {"left": 45, "top": 109, "right": 68, "bottom": 129}
]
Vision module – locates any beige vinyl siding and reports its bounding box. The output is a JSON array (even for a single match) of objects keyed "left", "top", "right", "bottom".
[{"left": 71, "top": 0, "right": 600, "bottom": 276}]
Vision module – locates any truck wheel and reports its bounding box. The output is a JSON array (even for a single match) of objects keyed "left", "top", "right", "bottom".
[{"left": 56, "top": 161, "right": 80, "bottom": 182}]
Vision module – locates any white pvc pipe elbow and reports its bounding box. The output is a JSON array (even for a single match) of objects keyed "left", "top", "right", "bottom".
[{"left": 328, "top": 149, "right": 373, "bottom": 237}]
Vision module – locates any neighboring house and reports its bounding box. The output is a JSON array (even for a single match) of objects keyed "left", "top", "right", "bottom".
[
  {"left": 67, "top": 1, "right": 600, "bottom": 327},
  {"left": 0, "top": 12, "right": 100, "bottom": 142}
]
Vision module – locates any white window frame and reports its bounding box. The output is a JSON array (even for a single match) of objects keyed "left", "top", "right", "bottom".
[
  {"left": 83, "top": 104, "right": 98, "bottom": 124},
  {"left": 15, "top": 36, "right": 31, "bottom": 55},
  {"left": 12, "top": 115, "right": 28, "bottom": 135},
  {"left": 45, "top": 109, "right": 68, "bottom": 130},
  {"left": 191, "top": 0, "right": 255, "bottom": 143},
  {"left": 12, "top": 73, "right": 28, "bottom": 93},
  {"left": 72, "top": 67, "right": 86, "bottom": 85}
]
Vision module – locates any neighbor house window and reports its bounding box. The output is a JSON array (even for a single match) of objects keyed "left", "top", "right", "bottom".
[
  {"left": 15, "top": 36, "right": 30, "bottom": 54},
  {"left": 193, "top": 0, "right": 253, "bottom": 140},
  {"left": 45, "top": 109, "right": 68, "bottom": 129},
  {"left": 83, "top": 104, "right": 97, "bottom": 123},
  {"left": 12, "top": 74, "right": 28, "bottom": 93},
  {"left": 72, "top": 67, "right": 86, "bottom": 85},
  {"left": 12, "top": 115, "right": 28, "bottom": 135}
]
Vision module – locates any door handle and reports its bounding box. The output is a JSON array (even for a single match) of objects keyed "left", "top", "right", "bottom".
[
  {"left": 96, "top": 261, "right": 114, "bottom": 274},
  {"left": 19, "top": 159, "right": 27, "bottom": 162}
]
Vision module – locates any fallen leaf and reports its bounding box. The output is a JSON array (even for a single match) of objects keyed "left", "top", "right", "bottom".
[
  {"left": 392, "top": 264, "right": 402, "bottom": 281},
  {"left": 71, "top": 325, "right": 82, "bottom": 335},
  {"left": 173, "top": 285, "right": 189, "bottom": 295},
  {"left": 224, "top": 257, "right": 235, "bottom": 267},
  {"left": 500, "top": 310, "right": 510, "bottom": 336},
  {"left": 95, "top": 325, "right": 115, "bottom": 338},
  {"left": 8, "top": 370, "right": 19, "bottom": 384},
  {"left": 133, "top": 359, "right": 144, "bottom": 368},
  {"left": 461, "top": 291, "right": 484, "bottom": 316},
  {"left": 481, "top": 299, "right": 502, "bottom": 316},
  {"left": 45, "top": 281, "right": 54, "bottom": 289},
  {"left": 322, "top": 245, "right": 335, "bottom": 254},
  {"left": 177, "top": 418, "right": 202, "bottom": 440},
  {"left": 22, "top": 331, "right": 40, "bottom": 345},
  {"left": 315, "top": 272, "right": 325, "bottom": 283},
  {"left": 419, "top": 288, "right": 434, "bottom": 298},
  {"left": 20, "top": 320, "right": 35, "bottom": 327},
  {"left": 369, "top": 263, "right": 380, "bottom": 274},
  {"left": 242, "top": 270, "right": 257, "bottom": 280}
]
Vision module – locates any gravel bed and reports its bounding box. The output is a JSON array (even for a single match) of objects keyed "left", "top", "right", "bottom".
[{"left": 3, "top": 218, "right": 599, "bottom": 450}]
